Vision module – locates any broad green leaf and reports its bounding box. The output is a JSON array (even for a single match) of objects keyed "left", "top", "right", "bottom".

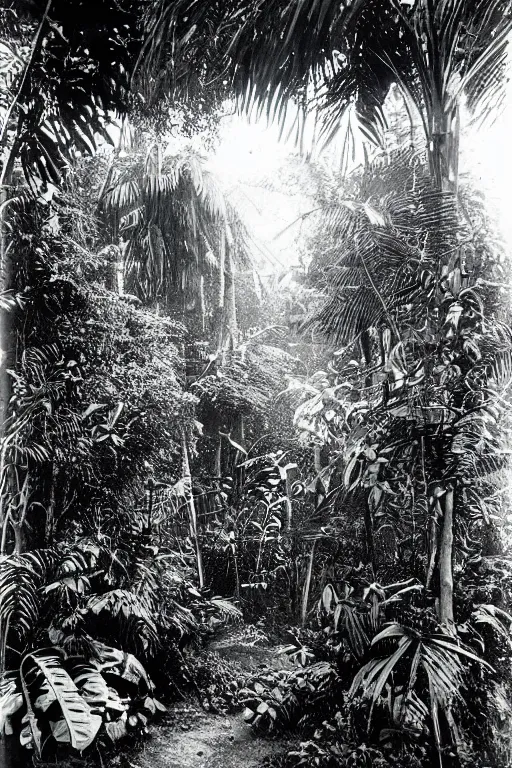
[{"left": 21, "top": 651, "right": 101, "bottom": 752}]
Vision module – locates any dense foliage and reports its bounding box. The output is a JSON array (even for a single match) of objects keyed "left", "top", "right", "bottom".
[{"left": 1, "top": 2, "right": 512, "bottom": 767}]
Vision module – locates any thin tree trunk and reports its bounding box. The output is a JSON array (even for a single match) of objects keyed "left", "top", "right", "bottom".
[
  {"left": 117, "top": 244, "right": 125, "bottom": 295},
  {"left": 0, "top": 181, "right": 14, "bottom": 539},
  {"left": 439, "top": 486, "right": 454, "bottom": 628},
  {"left": 45, "top": 461, "right": 57, "bottom": 545},
  {"left": 199, "top": 274, "right": 206, "bottom": 332},
  {"left": 313, "top": 445, "right": 324, "bottom": 508},
  {"left": 226, "top": 248, "right": 237, "bottom": 349},
  {"left": 301, "top": 540, "right": 316, "bottom": 627},
  {"left": 216, "top": 230, "right": 226, "bottom": 353},
  {"left": 214, "top": 435, "right": 222, "bottom": 477},
  {"left": 181, "top": 430, "right": 204, "bottom": 589},
  {"left": 284, "top": 469, "right": 293, "bottom": 533},
  {"left": 429, "top": 89, "right": 459, "bottom": 632},
  {"left": 426, "top": 494, "right": 442, "bottom": 590},
  {"left": 363, "top": 498, "right": 375, "bottom": 575},
  {"left": 232, "top": 542, "right": 240, "bottom": 601}
]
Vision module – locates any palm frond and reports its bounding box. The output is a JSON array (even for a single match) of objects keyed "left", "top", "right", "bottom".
[
  {"left": 101, "top": 147, "right": 252, "bottom": 306},
  {"left": 0, "top": 550, "right": 58, "bottom": 655}
]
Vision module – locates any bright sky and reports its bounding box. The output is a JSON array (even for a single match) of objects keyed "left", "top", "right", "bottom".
[
  {"left": 209, "top": 117, "right": 313, "bottom": 272},
  {"left": 209, "top": 85, "right": 512, "bottom": 274},
  {"left": 464, "top": 81, "right": 512, "bottom": 246}
]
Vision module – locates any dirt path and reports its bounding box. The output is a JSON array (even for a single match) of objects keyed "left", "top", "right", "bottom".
[
  {"left": 126, "top": 703, "right": 286, "bottom": 768},
  {"left": 121, "top": 633, "right": 293, "bottom": 768}
]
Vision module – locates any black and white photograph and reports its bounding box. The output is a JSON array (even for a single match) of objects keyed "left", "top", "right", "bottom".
[{"left": 1, "top": 2, "right": 512, "bottom": 767}]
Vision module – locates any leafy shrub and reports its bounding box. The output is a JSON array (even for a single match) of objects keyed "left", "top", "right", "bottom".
[
  {"left": 187, "top": 650, "right": 245, "bottom": 713},
  {"left": 0, "top": 546, "right": 168, "bottom": 756},
  {"left": 0, "top": 541, "right": 241, "bottom": 757},
  {"left": 241, "top": 576, "right": 512, "bottom": 768},
  {"left": 0, "top": 643, "right": 165, "bottom": 756},
  {"left": 241, "top": 661, "right": 341, "bottom": 734}
]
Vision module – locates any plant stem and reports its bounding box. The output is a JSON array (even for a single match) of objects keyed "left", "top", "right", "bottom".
[{"left": 0, "top": 0, "right": 53, "bottom": 170}]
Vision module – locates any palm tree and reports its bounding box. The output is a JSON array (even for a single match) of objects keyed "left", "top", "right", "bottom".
[
  {"left": 100, "top": 142, "right": 252, "bottom": 352},
  {"left": 289, "top": 144, "right": 510, "bottom": 602}
]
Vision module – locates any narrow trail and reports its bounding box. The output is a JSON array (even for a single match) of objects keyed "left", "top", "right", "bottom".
[
  {"left": 129, "top": 703, "right": 285, "bottom": 768},
  {"left": 123, "top": 630, "right": 293, "bottom": 768}
]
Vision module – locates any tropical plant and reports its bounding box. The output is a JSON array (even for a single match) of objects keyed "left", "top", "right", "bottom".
[
  {"left": 0, "top": 1, "right": 144, "bottom": 189},
  {"left": 1, "top": 3, "right": 512, "bottom": 767},
  {"left": 349, "top": 622, "right": 493, "bottom": 763},
  {"left": 135, "top": 0, "right": 512, "bottom": 638},
  {"left": 0, "top": 545, "right": 167, "bottom": 756},
  {"left": 0, "top": 175, "right": 205, "bottom": 552},
  {"left": 99, "top": 142, "right": 252, "bottom": 353},
  {"left": 139, "top": 1, "right": 512, "bottom": 175}
]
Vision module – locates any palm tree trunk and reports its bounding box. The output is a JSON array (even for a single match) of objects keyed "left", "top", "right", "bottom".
[
  {"left": 226, "top": 248, "right": 238, "bottom": 349},
  {"left": 426, "top": 495, "right": 442, "bottom": 590},
  {"left": 214, "top": 435, "right": 222, "bottom": 477},
  {"left": 199, "top": 275, "right": 206, "bottom": 332},
  {"left": 284, "top": 468, "right": 293, "bottom": 532},
  {"left": 429, "top": 103, "right": 460, "bottom": 194},
  {"left": 429, "top": 91, "right": 460, "bottom": 629},
  {"left": 216, "top": 230, "right": 226, "bottom": 353}
]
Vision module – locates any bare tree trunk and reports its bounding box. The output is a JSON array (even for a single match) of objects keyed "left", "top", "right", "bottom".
[
  {"left": 181, "top": 430, "right": 204, "bottom": 589},
  {"left": 301, "top": 540, "right": 316, "bottom": 627},
  {"left": 0, "top": 181, "right": 15, "bottom": 545},
  {"left": 439, "top": 486, "right": 454, "bottom": 628},
  {"left": 214, "top": 436, "right": 222, "bottom": 477},
  {"left": 363, "top": 497, "right": 375, "bottom": 575},
  {"left": 226, "top": 248, "right": 238, "bottom": 349},
  {"left": 425, "top": 496, "right": 442, "bottom": 591},
  {"left": 45, "top": 461, "right": 57, "bottom": 545},
  {"left": 429, "top": 90, "right": 459, "bottom": 631},
  {"left": 216, "top": 230, "right": 226, "bottom": 353},
  {"left": 199, "top": 274, "right": 206, "bottom": 332},
  {"left": 313, "top": 444, "right": 324, "bottom": 508},
  {"left": 284, "top": 469, "right": 293, "bottom": 532}
]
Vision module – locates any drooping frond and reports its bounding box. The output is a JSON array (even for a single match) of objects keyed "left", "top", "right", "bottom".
[
  {"left": 0, "top": 550, "right": 61, "bottom": 654},
  {"left": 87, "top": 589, "right": 160, "bottom": 657},
  {"left": 1, "top": 2, "right": 142, "bottom": 185},
  {"left": 101, "top": 146, "right": 252, "bottom": 305},
  {"left": 138, "top": 0, "right": 512, "bottom": 162}
]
